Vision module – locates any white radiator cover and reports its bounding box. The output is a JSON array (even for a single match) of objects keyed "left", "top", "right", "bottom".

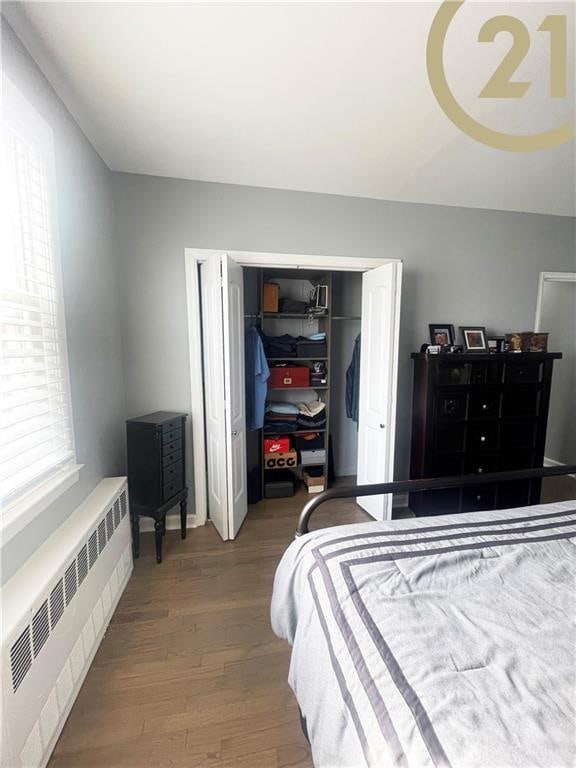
[{"left": 1, "top": 477, "right": 133, "bottom": 768}]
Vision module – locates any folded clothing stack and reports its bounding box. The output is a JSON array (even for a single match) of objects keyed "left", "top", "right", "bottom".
[
  {"left": 264, "top": 401, "right": 300, "bottom": 434},
  {"left": 297, "top": 399, "right": 327, "bottom": 429},
  {"left": 262, "top": 332, "right": 327, "bottom": 359}
]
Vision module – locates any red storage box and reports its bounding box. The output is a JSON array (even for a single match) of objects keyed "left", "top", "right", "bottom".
[
  {"left": 269, "top": 366, "right": 309, "bottom": 388},
  {"left": 264, "top": 437, "right": 291, "bottom": 454}
]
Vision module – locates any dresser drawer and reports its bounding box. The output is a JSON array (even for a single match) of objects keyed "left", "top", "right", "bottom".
[
  {"left": 464, "top": 455, "right": 499, "bottom": 476},
  {"left": 504, "top": 361, "right": 541, "bottom": 384},
  {"left": 462, "top": 484, "right": 496, "bottom": 512},
  {"left": 500, "top": 421, "right": 536, "bottom": 449},
  {"left": 163, "top": 437, "right": 182, "bottom": 456},
  {"left": 437, "top": 424, "right": 465, "bottom": 453},
  {"left": 162, "top": 427, "right": 182, "bottom": 444},
  {"left": 501, "top": 390, "right": 539, "bottom": 418},
  {"left": 468, "top": 392, "right": 499, "bottom": 419},
  {"left": 438, "top": 362, "right": 499, "bottom": 386},
  {"left": 163, "top": 462, "right": 183, "bottom": 486},
  {"left": 437, "top": 393, "right": 467, "bottom": 419},
  {"left": 498, "top": 450, "right": 534, "bottom": 471},
  {"left": 163, "top": 475, "right": 184, "bottom": 502},
  {"left": 467, "top": 423, "right": 498, "bottom": 452},
  {"left": 163, "top": 448, "right": 182, "bottom": 468},
  {"left": 496, "top": 480, "right": 532, "bottom": 509},
  {"left": 415, "top": 488, "right": 461, "bottom": 516},
  {"left": 432, "top": 456, "right": 464, "bottom": 477}
]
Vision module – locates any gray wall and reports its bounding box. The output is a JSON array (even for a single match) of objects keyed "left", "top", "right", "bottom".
[
  {"left": 112, "top": 172, "right": 576, "bottom": 497},
  {"left": 1, "top": 20, "right": 126, "bottom": 583},
  {"left": 539, "top": 280, "right": 576, "bottom": 465}
]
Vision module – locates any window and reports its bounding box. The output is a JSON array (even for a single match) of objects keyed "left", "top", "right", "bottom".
[{"left": 1, "top": 78, "right": 79, "bottom": 533}]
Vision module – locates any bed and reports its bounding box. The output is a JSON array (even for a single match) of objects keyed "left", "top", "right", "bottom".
[{"left": 271, "top": 467, "right": 576, "bottom": 768}]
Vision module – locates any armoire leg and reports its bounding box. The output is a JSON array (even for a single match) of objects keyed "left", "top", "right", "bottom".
[
  {"left": 180, "top": 499, "right": 187, "bottom": 539},
  {"left": 131, "top": 514, "right": 140, "bottom": 559},
  {"left": 154, "top": 520, "right": 163, "bottom": 563}
]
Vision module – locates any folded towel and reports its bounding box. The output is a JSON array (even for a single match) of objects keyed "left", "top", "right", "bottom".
[{"left": 304, "top": 332, "right": 326, "bottom": 341}]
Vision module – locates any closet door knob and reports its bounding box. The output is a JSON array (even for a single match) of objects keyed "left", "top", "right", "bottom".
[
  {"left": 379, "top": 423, "right": 385, "bottom": 429},
  {"left": 231, "top": 430, "right": 238, "bottom": 436}
]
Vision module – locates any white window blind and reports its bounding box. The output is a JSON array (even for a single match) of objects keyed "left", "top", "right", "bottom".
[{"left": 1, "top": 79, "right": 76, "bottom": 512}]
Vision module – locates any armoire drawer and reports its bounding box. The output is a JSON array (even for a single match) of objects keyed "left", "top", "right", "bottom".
[
  {"left": 462, "top": 484, "right": 496, "bottom": 512},
  {"left": 162, "top": 427, "right": 182, "bottom": 444},
  {"left": 501, "top": 390, "right": 540, "bottom": 418},
  {"left": 467, "top": 423, "right": 498, "bottom": 452},
  {"left": 468, "top": 392, "right": 499, "bottom": 419},
  {"left": 498, "top": 450, "right": 534, "bottom": 471},
  {"left": 163, "top": 462, "right": 183, "bottom": 486},
  {"left": 163, "top": 448, "right": 182, "bottom": 468},
  {"left": 163, "top": 437, "right": 182, "bottom": 456},
  {"left": 413, "top": 488, "right": 461, "bottom": 516},
  {"left": 163, "top": 475, "right": 184, "bottom": 502},
  {"left": 504, "top": 361, "right": 541, "bottom": 384}
]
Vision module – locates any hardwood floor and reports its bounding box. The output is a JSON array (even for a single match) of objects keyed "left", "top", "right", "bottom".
[
  {"left": 48, "top": 484, "right": 371, "bottom": 768},
  {"left": 48, "top": 475, "right": 575, "bottom": 768}
]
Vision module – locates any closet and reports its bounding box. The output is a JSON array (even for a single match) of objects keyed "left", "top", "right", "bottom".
[
  {"left": 194, "top": 251, "right": 402, "bottom": 541},
  {"left": 243, "top": 269, "right": 363, "bottom": 502}
]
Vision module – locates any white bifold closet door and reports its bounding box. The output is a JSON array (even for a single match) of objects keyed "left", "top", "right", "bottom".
[
  {"left": 201, "top": 254, "right": 248, "bottom": 541},
  {"left": 357, "top": 262, "right": 403, "bottom": 520}
]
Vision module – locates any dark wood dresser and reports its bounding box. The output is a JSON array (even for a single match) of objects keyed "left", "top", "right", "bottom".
[
  {"left": 409, "top": 352, "right": 562, "bottom": 516},
  {"left": 126, "top": 411, "right": 188, "bottom": 563}
]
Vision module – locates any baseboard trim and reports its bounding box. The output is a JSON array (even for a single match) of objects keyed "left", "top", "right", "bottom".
[
  {"left": 140, "top": 512, "right": 199, "bottom": 533},
  {"left": 543, "top": 457, "right": 576, "bottom": 479}
]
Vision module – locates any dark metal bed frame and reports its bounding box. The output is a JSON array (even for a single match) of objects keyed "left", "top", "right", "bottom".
[{"left": 296, "top": 465, "right": 576, "bottom": 536}]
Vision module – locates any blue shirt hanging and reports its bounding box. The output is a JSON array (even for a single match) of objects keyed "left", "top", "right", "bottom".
[
  {"left": 245, "top": 327, "right": 270, "bottom": 430},
  {"left": 346, "top": 334, "right": 361, "bottom": 424}
]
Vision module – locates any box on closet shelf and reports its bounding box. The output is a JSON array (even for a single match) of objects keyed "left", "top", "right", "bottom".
[
  {"left": 264, "top": 437, "right": 291, "bottom": 454},
  {"left": 269, "top": 365, "right": 310, "bottom": 388},
  {"left": 263, "top": 282, "right": 280, "bottom": 312}
]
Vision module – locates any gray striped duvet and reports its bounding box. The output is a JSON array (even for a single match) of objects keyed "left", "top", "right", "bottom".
[{"left": 271, "top": 501, "right": 576, "bottom": 768}]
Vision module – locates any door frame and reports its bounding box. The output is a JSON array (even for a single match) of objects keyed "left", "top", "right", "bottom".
[
  {"left": 534, "top": 271, "right": 576, "bottom": 331},
  {"left": 184, "top": 248, "right": 402, "bottom": 526}
]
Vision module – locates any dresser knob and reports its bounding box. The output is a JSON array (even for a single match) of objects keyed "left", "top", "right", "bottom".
[
  {"left": 477, "top": 467, "right": 483, "bottom": 473},
  {"left": 482, "top": 403, "right": 488, "bottom": 410},
  {"left": 476, "top": 494, "right": 482, "bottom": 501},
  {"left": 480, "top": 436, "right": 486, "bottom": 442}
]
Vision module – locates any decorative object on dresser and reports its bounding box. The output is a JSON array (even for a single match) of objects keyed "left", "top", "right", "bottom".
[
  {"left": 409, "top": 352, "right": 562, "bottom": 516},
  {"left": 506, "top": 331, "right": 549, "bottom": 353},
  {"left": 126, "top": 411, "right": 188, "bottom": 563},
  {"left": 428, "top": 324, "right": 455, "bottom": 347},
  {"left": 461, "top": 326, "right": 488, "bottom": 352}
]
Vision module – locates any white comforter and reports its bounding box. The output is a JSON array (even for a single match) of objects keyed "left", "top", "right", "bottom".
[{"left": 271, "top": 501, "right": 576, "bottom": 768}]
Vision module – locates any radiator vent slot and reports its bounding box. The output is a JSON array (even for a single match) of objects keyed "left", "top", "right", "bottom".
[
  {"left": 32, "top": 601, "right": 50, "bottom": 657},
  {"left": 88, "top": 531, "right": 98, "bottom": 568},
  {"left": 65, "top": 561, "right": 78, "bottom": 606},
  {"left": 113, "top": 499, "right": 121, "bottom": 529},
  {"left": 10, "top": 627, "right": 32, "bottom": 692},
  {"left": 50, "top": 580, "right": 65, "bottom": 629},
  {"left": 120, "top": 490, "right": 127, "bottom": 519},
  {"left": 77, "top": 544, "right": 88, "bottom": 585},
  {"left": 106, "top": 508, "right": 114, "bottom": 541},
  {"left": 8, "top": 490, "right": 128, "bottom": 696},
  {"left": 98, "top": 519, "right": 107, "bottom": 554}
]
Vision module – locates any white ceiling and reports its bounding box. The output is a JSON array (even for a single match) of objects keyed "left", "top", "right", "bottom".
[{"left": 4, "top": 1, "right": 576, "bottom": 216}]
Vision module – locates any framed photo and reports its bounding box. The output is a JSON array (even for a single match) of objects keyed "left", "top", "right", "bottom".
[
  {"left": 428, "top": 324, "right": 455, "bottom": 347},
  {"left": 461, "top": 326, "right": 488, "bottom": 352},
  {"left": 487, "top": 336, "right": 505, "bottom": 353}
]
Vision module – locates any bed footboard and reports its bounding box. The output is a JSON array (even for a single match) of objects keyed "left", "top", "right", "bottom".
[{"left": 295, "top": 465, "right": 576, "bottom": 536}]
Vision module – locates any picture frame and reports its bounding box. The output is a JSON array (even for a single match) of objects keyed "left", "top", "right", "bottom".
[
  {"left": 461, "top": 326, "right": 488, "bottom": 353},
  {"left": 428, "top": 324, "right": 455, "bottom": 347},
  {"left": 487, "top": 336, "right": 505, "bottom": 353}
]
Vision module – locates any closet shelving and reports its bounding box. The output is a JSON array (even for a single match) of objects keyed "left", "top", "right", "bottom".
[{"left": 255, "top": 268, "right": 333, "bottom": 495}]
